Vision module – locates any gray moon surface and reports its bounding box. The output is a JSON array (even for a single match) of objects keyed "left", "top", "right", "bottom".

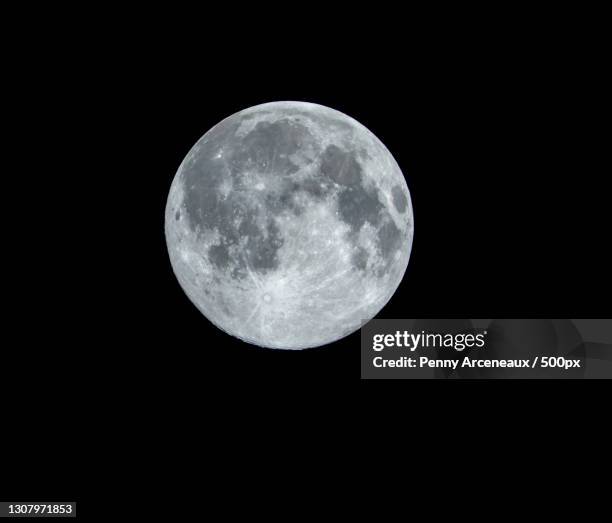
[{"left": 165, "top": 101, "right": 414, "bottom": 349}]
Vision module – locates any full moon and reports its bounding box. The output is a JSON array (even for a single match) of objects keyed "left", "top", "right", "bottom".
[{"left": 165, "top": 101, "right": 413, "bottom": 349}]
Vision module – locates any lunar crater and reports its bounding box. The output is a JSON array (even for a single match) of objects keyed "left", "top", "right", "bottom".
[{"left": 166, "top": 101, "right": 413, "bottom": 349}]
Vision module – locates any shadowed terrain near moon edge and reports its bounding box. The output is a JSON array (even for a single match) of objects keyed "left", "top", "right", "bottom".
[{"left": 165, "top": 102, "right": 413, "bottom": 349}]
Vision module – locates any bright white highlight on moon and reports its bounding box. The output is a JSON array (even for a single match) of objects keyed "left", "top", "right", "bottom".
[{"left": 165, "top": 101, "right": 414, "bottom": 349}]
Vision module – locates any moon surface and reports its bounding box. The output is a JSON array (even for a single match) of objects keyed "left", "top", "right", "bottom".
[{"left": 165, "top": 101, "right": 413, "bottom": 349}]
